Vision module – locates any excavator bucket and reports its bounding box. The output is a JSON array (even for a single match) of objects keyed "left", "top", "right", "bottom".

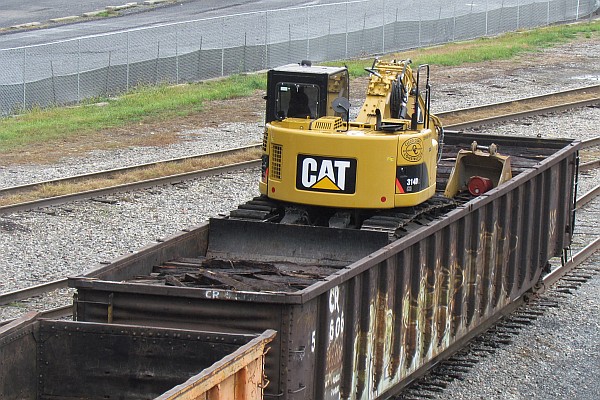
[{"left": 444, "top": 141, "right": 512, "bottom": 198}]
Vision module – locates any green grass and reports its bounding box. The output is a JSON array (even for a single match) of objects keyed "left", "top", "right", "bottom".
[
  {"left": 336, "top": 19, "right": 600, "bottom": 76},
  {"left": 93, "top": 10, "right": 119, "bottom": 18},
  {"left": 0, "top": 74, "right": 265, "bottom": 152},
  {"left": 1, "top": 19, "right": 599, "bottom": 153}
]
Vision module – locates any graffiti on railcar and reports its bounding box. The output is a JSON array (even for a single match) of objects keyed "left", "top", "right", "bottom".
[
  {"left": 324, "top": 285, "right": 346, "bottom": 399},
  {"left": 394, "top": 218, "right": 522, "bottom": 378}
]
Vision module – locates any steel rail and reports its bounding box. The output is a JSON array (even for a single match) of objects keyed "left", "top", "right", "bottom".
[
  {"left": 580, "top": 159, "right": 600, "bottom": 172},
  {"left": 578, "top": 136, "right": 600, "bottom": 172},
  {"left": 0, "top": 145, "right": 260, "bottom": 198},
  {"left": 542, "top": 236, "right": 600, "bottom": 290},
  {"left": 443, "top": 97, "right": 600, "bottom": 130},
  {"left": 0, "top": 278, "right": 68, "bottom": 306},
  {"left": 576, "top": 184, "right": 600, "bottom": 209},
  {"left": 438, "top": 84, "right": 600, "bottom": 123},
  {"left": 0, "top": 305, "right": 72, "bottom": 327},
  {"left": 582, "top": 136, "right": 600, "bottom": 148},
  {"left": 1, "top": 93, "right": 598, "bottom": 214},
  {"left": 2, "top": 174, "right": 598, "bottom": 324},
  {"left": 0, "top": 159, "right": 261, "bottom": 214}
]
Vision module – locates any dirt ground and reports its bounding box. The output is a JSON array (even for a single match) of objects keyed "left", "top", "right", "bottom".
[{"left": 4, "top": 36, "right": 599, "bottom": 166}]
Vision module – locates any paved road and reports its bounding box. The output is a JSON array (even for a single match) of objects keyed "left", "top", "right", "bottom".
[
  {"left": 0, "top": 0, "right": 498, "bottom": 50},
  {"left": 0, "top": 0, "right": 354, "bottom": 49}
]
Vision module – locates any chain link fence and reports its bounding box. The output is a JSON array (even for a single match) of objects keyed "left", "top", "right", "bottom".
[{"left": 1, "top": 0, "right": 598, "bottom": 116}]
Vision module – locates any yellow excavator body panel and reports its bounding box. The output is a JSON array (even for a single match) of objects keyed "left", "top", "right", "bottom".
[{"left": 259, "top": 119, "right": 438, "bottom": 209}]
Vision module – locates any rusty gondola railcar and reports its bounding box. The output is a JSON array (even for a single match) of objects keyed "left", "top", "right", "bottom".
[{"left": 69, "top": 132, "right": 579, "bottom": 399}]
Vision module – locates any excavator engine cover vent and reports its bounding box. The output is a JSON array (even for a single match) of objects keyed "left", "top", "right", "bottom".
[
  {"left": 270, "top": 144, "right": 282, "bottom": 179},
  {"left": 312, "top": 116, "right": 343, "bottom": 131}
]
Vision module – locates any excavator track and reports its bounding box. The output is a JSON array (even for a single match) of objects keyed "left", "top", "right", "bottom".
[
  {"left": 228, "top": 197, "right": 282, "bottom": 221},
  {"left": 360, "top": 194, "right": 458, "bottom": 239},
  {"left": 228, "top": 194, "right": 461, "bottom": 242}
]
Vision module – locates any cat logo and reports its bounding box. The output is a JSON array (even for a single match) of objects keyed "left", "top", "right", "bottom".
[{"left": 296, "top": 155, "right": 357, "bottom": 193}]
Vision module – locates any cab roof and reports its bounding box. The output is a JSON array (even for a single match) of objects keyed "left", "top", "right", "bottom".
[{"left": 270, "top": 63, "right": 347, "bottom": 76}]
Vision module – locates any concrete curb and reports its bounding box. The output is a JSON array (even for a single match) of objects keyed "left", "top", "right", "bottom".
[
  {"left": 49, "top": 16, "right": 80, "bottom": 23},
  {"left": 106, "top": 3, "right": 139, "bottom": 11},
  {"left": 4, "top": 1, "right": 174, "bottom": 31},
  {"left": 143, "top": 0, "right": 170, "bottom": 5},
  {"left": 10, "top": 22, "right": 42, "bottom": 29},
  {"left": 82, "top": 10, "right": 109, "bottom": 17}
]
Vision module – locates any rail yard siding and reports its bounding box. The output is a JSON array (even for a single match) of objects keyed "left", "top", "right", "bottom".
[
  {"left": 0, "top": 312, "right": 275, "bottom": 400},
  {"left": 69, "top": 133, "right": 578, "bottom": 398}
]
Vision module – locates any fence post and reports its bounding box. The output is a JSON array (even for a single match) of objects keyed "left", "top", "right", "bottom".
[
  {"left": 419, "top": 9, "right": 422, "bottom": 47},
  {"left": 126, "top": 31, "right": 130, "bottom": 91},
  {"left": 265, "top": 11, "right": 269, "bottom": 69},
  {"left": 362, "top": 12, "right": 366, "bottom": 54},
  {"left": 288, "top": 24, "right": 291, "bottom": 64},
  {"left": 485, "top": 0, "right": 489, "bottom": 35},
  {"left": 382, "top": 0, "right": 386, "bottom": 53},
  {"left": 106, "top": 51, "right": 112, "bottom": 97},
  {"left": 197, "top": 36, "right": 202, "bottom": 80},
  {"left": 243, "top": 31, "right": 247, "bottom": 73},
  {"left": 221, "top": 18, "right": 225, "bottom": 77},
  {"left": 328, "top": 20, "right": 331, "bottom": 61},
  {"left": 22, "top": 48, "right": 26, "bottom": 111},
  {"left": 176, "top": 29, "right": 180, "bottom": 84},
  {"left": 345, "top": 1, "right": 348, "bottom": 59},
  {"left": 306, "top": 8, "right": 310, "bottom": 60},
  {"left": 436, "top": 5, "right": 443, "bottom": 44},
  {"left": 576, "top": 0, "right": 580, "bottom": 20},
  {"left": 394, "top": 8, "right": 398, "bottom": 51},
  {"left": 77, "top": 39, "right": 81, "bottom": 102},
  {"left": 155, "top": 41, "right": 160, "bottom": 84},
  {"left": 50, "top": 57, "right": 56, "bottom": 104},
  {"left": 452, "top": 0, "right": 456, "bottom": 42}
]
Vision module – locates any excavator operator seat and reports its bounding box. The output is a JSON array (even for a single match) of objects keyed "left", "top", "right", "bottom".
[{"left": 277, "top": 83, "right": 318, "bottom": 119}]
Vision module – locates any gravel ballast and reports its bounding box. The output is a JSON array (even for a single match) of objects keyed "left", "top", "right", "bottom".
[{"left": 1, "top": 37, "right": 599, "bottom": 398}]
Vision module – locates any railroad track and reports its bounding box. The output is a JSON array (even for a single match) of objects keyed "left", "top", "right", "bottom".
[
  {"left": 438, "top": 84, "right": 600, "bottom": 130},
  {"left": 1, "top": 85, "right": 598, "bottom": 215},
  {"left": 0, "top": 92, "right": 600, "bottom": 330},
  {"left": 0, "top": 146, "right": 262, "bottom": 214},
  {"left": 1, "top": 145, "right": 598, "bottom": 327}
]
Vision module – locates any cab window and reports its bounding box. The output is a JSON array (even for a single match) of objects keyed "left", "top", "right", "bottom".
[{"left": 276, "top": 83, "right": 319, "bottom": 119}]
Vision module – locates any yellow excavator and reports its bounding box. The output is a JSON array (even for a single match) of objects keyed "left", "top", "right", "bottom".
[
  {"left": 229, "top": 59, "right": 510, "bottom": 234},
  {"left": 225, "top": 58, "right": 512, "bottom": 249},
  {"left": 249, "top": 59, "right": 444, "bottom": 229}
]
